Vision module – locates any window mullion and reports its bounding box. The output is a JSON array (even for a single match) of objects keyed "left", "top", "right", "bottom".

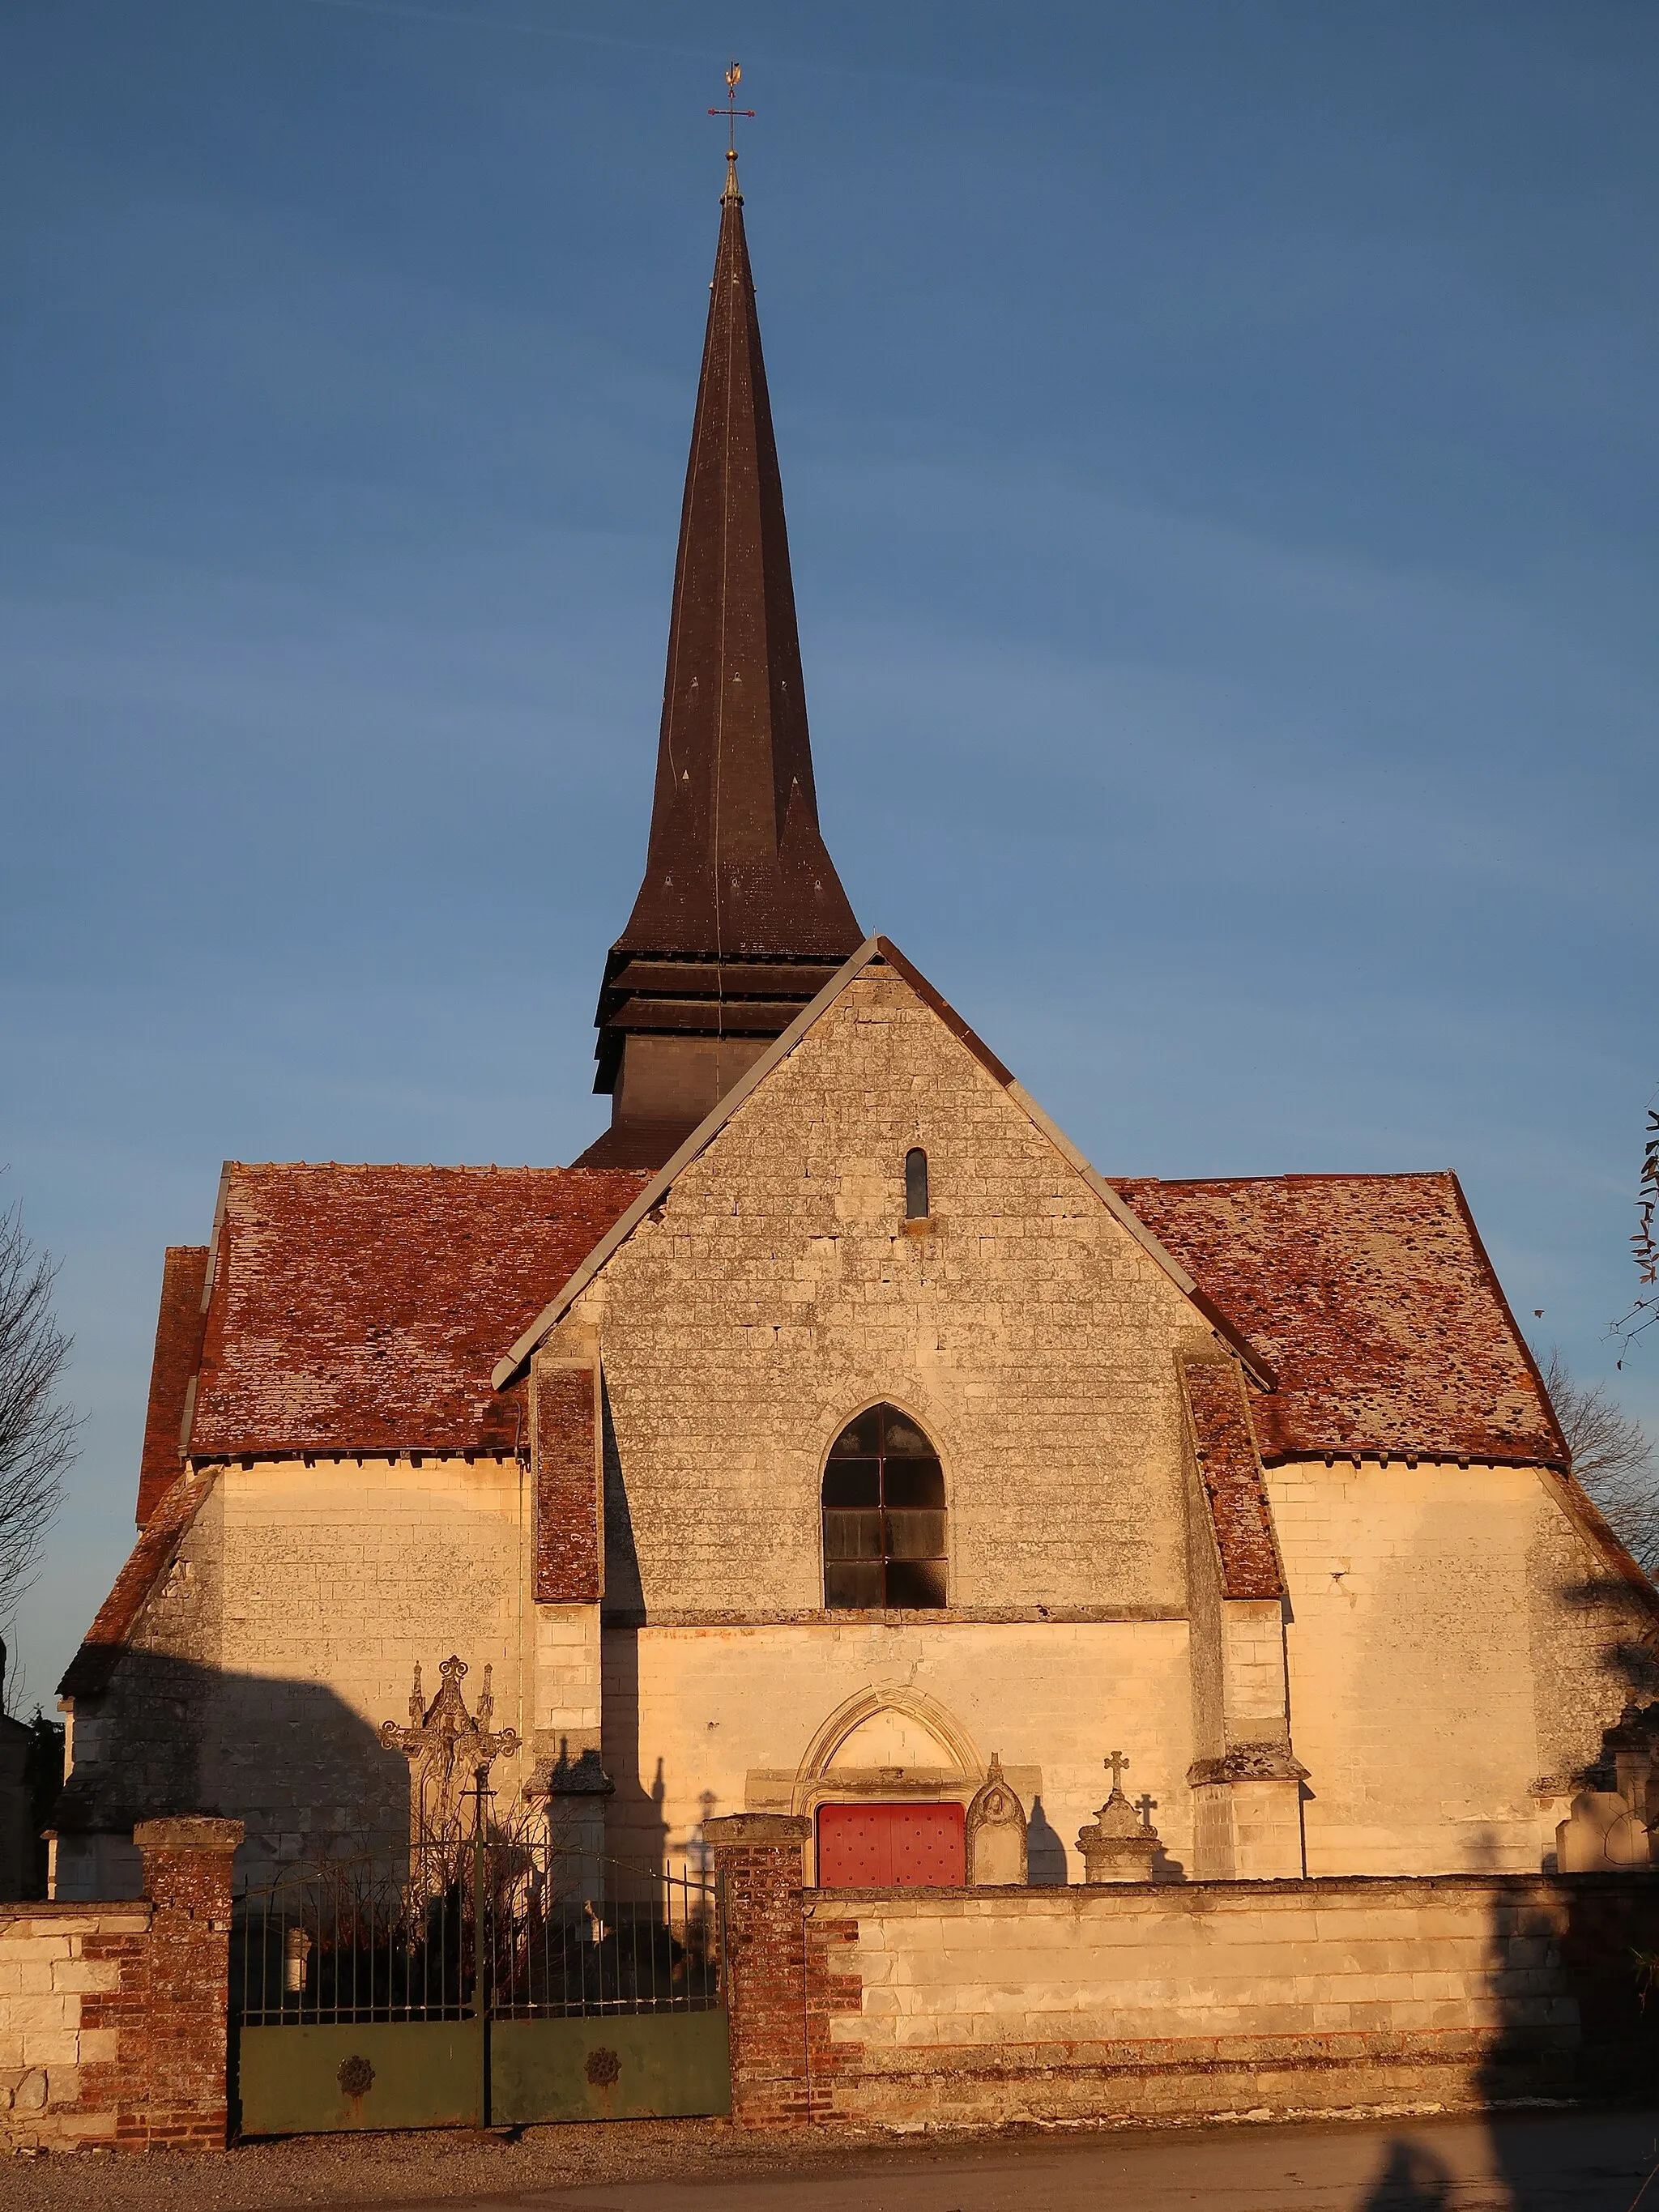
[{"left": 878, "top": 1450, "right": 889, "bottom": 1605}]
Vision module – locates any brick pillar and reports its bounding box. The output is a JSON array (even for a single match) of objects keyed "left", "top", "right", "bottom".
[
  {"left": 705, "top": 1814, "right": 864, "bottom": 2127},
  {"left": 134, "top": 1816, "right": 243, "bottom": 2150},
  {"left": 705, "top": 1813, "right": 816, "bottom": 2126}
]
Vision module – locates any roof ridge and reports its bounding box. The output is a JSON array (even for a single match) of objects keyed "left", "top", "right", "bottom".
[
  {"left": 224, "top": 1161, "right": 646, "bottom": 1177},
  {"left": 1119, "top": 1169, "right": 1456, "bottom": 1190}
]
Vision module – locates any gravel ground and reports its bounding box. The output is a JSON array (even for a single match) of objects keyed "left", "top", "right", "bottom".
[{"left": 2, "top": 2116, "right": 962, "bottom": 2211}]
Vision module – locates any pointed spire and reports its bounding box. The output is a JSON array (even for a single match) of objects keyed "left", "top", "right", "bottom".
[
  {"left": 617, "top": 183, "right": 859, "bottom": 964},
  {"left": 576, "top": 164, "right": 862, "bottom": 1167}
]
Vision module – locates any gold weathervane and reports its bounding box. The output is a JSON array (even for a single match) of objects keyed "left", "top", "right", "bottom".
[{"left": 708, "top": 60, "right": 756, "bottom": 197}]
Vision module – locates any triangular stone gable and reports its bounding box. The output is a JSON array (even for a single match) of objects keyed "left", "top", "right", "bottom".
[
  {"left": 609, "top": 961, "right": 1206, "bottom": 1336},
  {"left": 543, "top": 954, "right": 1247, "bottom": 1620},
  {"left": 498, "top": 938, "right": 1269, "bottom": 1391}
]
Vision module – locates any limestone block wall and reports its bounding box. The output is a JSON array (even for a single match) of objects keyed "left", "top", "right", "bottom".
[
  {"left": 60, "top": 1455, "right": 535, "bottom": 1892},
  {"left": 1526, "top": 1480, "right": 1659, "bottom": 1797},
  {"left": 0, "top": 1903, "right": 149, "bottom": 2147},
  {"left": 1220, "top": 1600, "right": 1293, "bottom": 1744},
  {"left": 582, "top": 972, "right": 1218, "bottom": 1622},
  {"left": 809, "top": 1877, "right": 1584, "bottom": 2127},
  {"left": 603, "top": 1619, "right": 1193, "bottom": 1882},
  {"left": 1268, "top": 1460, "right": 1552, "bottom": 1874},
  {"left": 536, "top": 1606, "right": 603, "bottom": 1754},
  {"left": 49, "top": 1833, "right": 143, "bottom": 1907},
  {"left": 58, "top": 1488, "right": 230, "bottom": 1892},
  {"left": 212, "top": 1455, "right": 533, "bottom": 1873}
]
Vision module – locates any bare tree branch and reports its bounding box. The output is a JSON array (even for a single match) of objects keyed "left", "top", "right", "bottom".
[
  {"left": 1542, "top": 1345, "right": 1659, "bottom": 1575},
  {"left": 1612, "top": 1100, "right": 1659, "bottom": 1363},
  {"left": 0, "top": 1174, "right": 78, "bottom": 1634}
]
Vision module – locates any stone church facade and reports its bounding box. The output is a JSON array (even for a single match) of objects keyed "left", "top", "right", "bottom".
[{"left": 50, "top": 157, "right": 1658, "bottom": 1907}]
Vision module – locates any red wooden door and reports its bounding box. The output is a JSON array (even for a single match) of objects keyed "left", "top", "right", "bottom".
[{"left": 816, "top": 1801, "right": 966, "bottom": 1887}]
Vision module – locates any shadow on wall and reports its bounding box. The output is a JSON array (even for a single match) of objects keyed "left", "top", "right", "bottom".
[
  {"left": 1026, "top": 1796, "right": 1068, "bottom": 1885},
  {"left": 600, "top": 1627, "right": 672, "bottom": 1874},
  {"left": 1465, "top": 1616, "right": 1659, "bottom": 2211},
  {"left": 601, "top": 1382, "right": 646, "bottom": 1625},
  {"left": 1563, "top": 1572, "right": 1659, "bottom": 1698},
  {"left": 53, "top": 1648, "right": 412, "bottom": 1895},
  {"left": 1349, "top": 1545, "right": 1659, "bottom": 2211},
  {"left": 599, "top": 1396, "right": 680, "bottom": 1877}
]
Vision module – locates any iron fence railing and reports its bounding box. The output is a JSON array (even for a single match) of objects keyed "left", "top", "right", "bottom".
[{"left": 232, "top": 1835, "right": 720, "bottom": 2027}]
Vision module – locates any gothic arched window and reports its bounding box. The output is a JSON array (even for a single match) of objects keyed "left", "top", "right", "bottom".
[{"left": 822, "top": 1404, "right": 948, "bottom": 1609}]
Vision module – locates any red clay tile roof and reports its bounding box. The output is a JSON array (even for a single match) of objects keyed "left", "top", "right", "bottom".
[
  {"left": 136, "top": 1247, "right": 209, "bottom": 1527},
  {"left": 160, "top": 1161, "right": 1563, "bottom": 1472},
  {"left": 1179, "top": 1356, "right": 1285, "bottom": 1600},
  {"left": 186, "top": 1165, "right": 648, "bottom": 1458},
  {"left": 1113, "top": 1170, "right": 1567, "bottom": 1468}
]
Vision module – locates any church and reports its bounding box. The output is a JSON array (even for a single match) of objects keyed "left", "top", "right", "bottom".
[{"left": 49, "top": 151, "right": 1658, "bottom": 1909}]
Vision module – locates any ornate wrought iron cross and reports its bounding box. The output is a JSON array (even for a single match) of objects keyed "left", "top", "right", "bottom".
[{"left": 381, "top": 1654, "right": 520, "bottom": 1875}]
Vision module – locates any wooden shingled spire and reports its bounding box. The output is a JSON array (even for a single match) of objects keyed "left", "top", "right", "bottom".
[{"left": 577, "top": 113, "right": 862, "bottom": 1169}]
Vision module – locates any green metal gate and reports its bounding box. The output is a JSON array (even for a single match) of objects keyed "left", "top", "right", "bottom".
[{"left": 232, "top": 1831, "right": 728, "bottom": 2136}]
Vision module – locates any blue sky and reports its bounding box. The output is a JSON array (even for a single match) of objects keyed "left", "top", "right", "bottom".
[{"left": 2, "top": 2, "right": 1654, "bottom": 1703}]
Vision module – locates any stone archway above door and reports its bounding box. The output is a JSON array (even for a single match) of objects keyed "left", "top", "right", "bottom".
[
  {"left": 739, "top": 1684, "right": 1042, "bottom": 1826},
  {"left": 791, "top": 1685, "right": 983, "bottom": 1811}
]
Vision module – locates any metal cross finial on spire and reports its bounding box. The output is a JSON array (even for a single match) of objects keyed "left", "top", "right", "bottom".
[{"left": 708, "top": 60, "right": 756, "bottom": 200}]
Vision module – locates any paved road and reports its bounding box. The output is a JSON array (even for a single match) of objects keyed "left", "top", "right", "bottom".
[
  {"left": 387, "top": 2111, "right": 1659, "bottom": 2212},
  {"left": 14, "top": 2108, "right": 1659, "bottom": 2212}
]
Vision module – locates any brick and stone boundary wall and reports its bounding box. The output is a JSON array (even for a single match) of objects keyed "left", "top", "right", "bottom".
[
  {"left": 706, "top": 1818, "right": 1659, "bottom": 2130},
  {"left": 0, "top": 1818, "right": 241, "bottom": 2154}
]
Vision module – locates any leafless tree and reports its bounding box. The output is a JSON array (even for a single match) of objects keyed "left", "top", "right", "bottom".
[
  {"left": 0, "top": 1178, "right": 77, "bottom": 1639},
  {"left": 1614, "top": 1101, "right": 1659, "bottom": 1361},
  {"left": 1542, "top": 1346, "right": 1659, "bottom": 1574}
]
